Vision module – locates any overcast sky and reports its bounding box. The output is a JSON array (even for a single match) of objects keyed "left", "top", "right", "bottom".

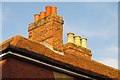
[{"left": 1, "top": 2, "right": 118, "bottom": 69}]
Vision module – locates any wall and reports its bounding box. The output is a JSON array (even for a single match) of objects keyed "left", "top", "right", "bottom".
[{"left": 1, "top": 57, "right": 80, "bottom": 79}]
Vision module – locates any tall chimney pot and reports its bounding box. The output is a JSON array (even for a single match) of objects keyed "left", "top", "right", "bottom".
[
  {"left": 40, "top": 12, "right": 46, "bottom": 19},
  {"left": 34, "top": 14, "right": 40, "bottom": 22},
  {"left": 74, "top": 36, "right": 81, "bottom": 46},
  {"left": 46, "top": 6, "right": 51, "bottom": 16},
  {"left": 51, "top": 6, "right": 57, "bottom": 15},
  {"left": 67, "top": 33, "right": 75, "bottom": 43},
  {"left": 81, "top": 38, "right": 87, "bottom": 48}
]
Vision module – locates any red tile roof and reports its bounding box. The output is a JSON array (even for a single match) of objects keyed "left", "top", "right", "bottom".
[{"left": 0, "top": 35, "right": 119, "bottom": 79}]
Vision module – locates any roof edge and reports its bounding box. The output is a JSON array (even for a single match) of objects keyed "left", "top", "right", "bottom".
[{"left": 0, "top": 35, "right": 25, "bottom": 52}]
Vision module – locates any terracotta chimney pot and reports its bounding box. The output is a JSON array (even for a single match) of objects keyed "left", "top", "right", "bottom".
[
  {"left": 40, "top": 12, "right": 46, "bottom": 19},
  {"left": 34, "top": 14, "right": 40, "bottom": 22},
  {"left": 51, "top": 6, "right": 57, "bottom": 15},
  {"left": 46, "top": 6, "right": 51, "bottom": 16}
]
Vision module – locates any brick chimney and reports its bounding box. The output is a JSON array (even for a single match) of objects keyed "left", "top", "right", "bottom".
[
  {"left": 28, "top": 6, "right": 64, "bottom": 52},
  {"left": 64, "top": 33, "right": 92, "bottom": 59}
]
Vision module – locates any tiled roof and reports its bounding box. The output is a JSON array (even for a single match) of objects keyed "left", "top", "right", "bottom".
[{"left": 0, "top": 35, "right": 119, "bottom": 79}]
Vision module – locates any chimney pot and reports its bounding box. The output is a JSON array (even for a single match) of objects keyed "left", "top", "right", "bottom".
[
  {"left": 67, "top": 32, "right": 75, "bottom": 43},
  {"left": 40, "top": 12, "right": 46, "bottom": 19},
  {"left": 34, "top": 14, "right": 40, "bottom": 22},
  {"left": 46, "top": 6, "right": 51, "bottom": 16},
  {"left": 51, "top": 6, "right": 57, "bottom": 15},
  {"left": 74, "top": 36, "right": 81, "bottom": 46},
  {"left": 81, "top": 38, "right": 87, "bottom": 48}
]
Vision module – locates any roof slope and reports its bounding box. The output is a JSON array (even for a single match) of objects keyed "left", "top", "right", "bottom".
[{"left": 0, "top": 35, "right": 119, "bottom": 79}]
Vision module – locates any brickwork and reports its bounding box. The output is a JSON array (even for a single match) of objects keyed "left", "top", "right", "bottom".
[
  {"left": 64, "top": 43, "right": 92, "bottom": 59},
  {"left": 2, "top": 58, "right": 54, "bottom": 78},
  {"left": 1, "top": 58, "right": 81, "bottom": 79},
  {"left": 28, "top": 15, "right": 64, "bottom": 52}
]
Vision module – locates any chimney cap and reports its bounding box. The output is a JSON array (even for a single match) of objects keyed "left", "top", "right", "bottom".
[
  {"left": 51, "top": 6, "right": 57, "bottom": 8},
  {"left": 46, "top": 5, "right": 51, "bottom": 7},
  {"left": 74, "top": 36, "right": 81, "bottom": 38},
  {"left": 40, "top": 11, "right": 46, "bottom": 13},
  {"left": 67, "top": 32, "right": 74, "bottom": 35},
  {"left": 80, "top": 38, "right": 87, "bottom": 40},
  {"left": 34, "top": 14, "right": 39, "bottom": 16}
]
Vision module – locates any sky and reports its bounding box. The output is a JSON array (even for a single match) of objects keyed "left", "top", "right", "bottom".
[{"left": 1, "top": 2, "right": 118, "bottom": 69}]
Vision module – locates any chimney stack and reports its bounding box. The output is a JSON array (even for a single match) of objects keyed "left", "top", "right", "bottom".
[
  {"left": 67, "top": 33, "right": 74, "bottom": 43},
  {"left": 74, "top": 36, "right": 81, "bottom": 46},
  {"left": 34, "top": 14, "right": 40, "bottom": 22},
  {"left": 51, "top": 6, "right": 57, "bottom": 14},
  {"left": 65, "top": 34, "right": 92, "bottom": 59},
  {"left": 81, "top": 38, "right": 87, "bottom": 48},
  {"left": 29, "top": 6, "right": 64, "bottom": 52}
]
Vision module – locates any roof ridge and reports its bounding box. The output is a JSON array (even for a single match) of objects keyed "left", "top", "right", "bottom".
[{"left": 10, "top": 35, "right": 24, "bottom": 47}]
